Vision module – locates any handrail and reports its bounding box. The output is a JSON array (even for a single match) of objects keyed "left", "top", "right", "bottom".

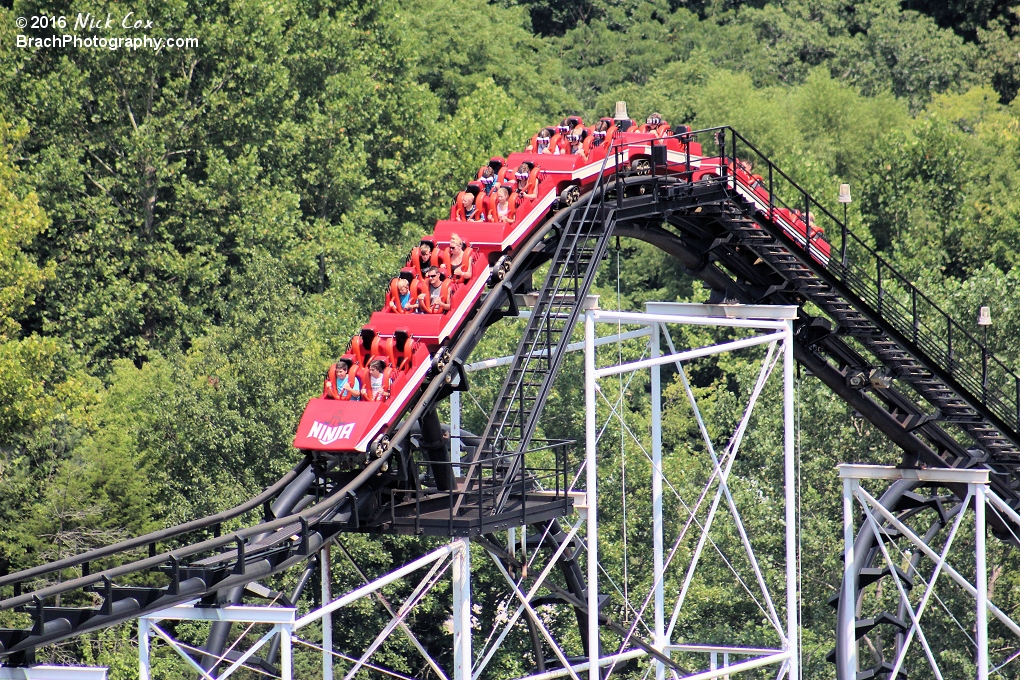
[
  {"left": 685, "top": 124, "right": 1020, "bottom": 441},
  {"left": 478, "top": 138, "right": 632, "bottom": 512},
  {"left": 0, "top": 456, "right": 310, "bottom": 589}
]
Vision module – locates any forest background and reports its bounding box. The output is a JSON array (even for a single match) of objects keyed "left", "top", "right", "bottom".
[{"left": 2, "top": 0, "right": 1020, "bottom": 676}]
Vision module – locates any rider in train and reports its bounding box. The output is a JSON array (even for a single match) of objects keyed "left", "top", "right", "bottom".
[
  {"left": 514, "top": 162, "right": 540, "bottom": 200},
  {"left": 585, "top": 118, "right": 617, "bottom": 155},
  {"left": 409, "top": 238, "right": 450, "bottom": 278},
  {"left": 388, "top": 276, "right": 419, "bottom": 313},
  {"left": 637, "top": 112, "right": 670, "bottom": 137},
  {"left": 418, "top": 266, "right": 453, "bottom": 314},
  {"left": 447, "top": 233, "right": 474, "bottom": 284},
  {"left": 489, "top": 184, "right": 515, "bottom": 223},
  {"left": 566, "top": 122, "right": 588, "bottom": 158},
  {"left": 451, "top": 184, "right": 486, "bottom": 222},
  {"left": 555, "top": 116, "right": 582, "bottom": 154},
  {"left": 479, "top": 166, "right": 498, "bottom": 197},
  {"left": 324, "top": 356, "right": 362, "bottom": 401},
  {"left": 527, "top": 127, "right": 559, "bottom": 154}
]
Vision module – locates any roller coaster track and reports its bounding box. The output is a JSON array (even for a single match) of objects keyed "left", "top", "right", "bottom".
[{"left": 2, "top": 126, "right": 1019, "bottom": 679}]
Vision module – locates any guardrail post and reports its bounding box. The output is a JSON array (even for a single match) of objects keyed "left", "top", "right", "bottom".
[
  {"left": 983, "top": 348, "right": 989, "bottom": 402},
  {"left": 841, "top": 205, "right": 848, "bottom": 268},
  {"left": 876, "top": 261, "right": 883, "bottom": 316},
  {"left": 912, "top": 289, "right": 918, "bottom": 344},
  {"left": 731, "top": 132, "right": 738, "bottom": 191},
  {"left": 805, "top": 195, "right": 810, "bottom": 245},
  {"left": 768, "top": 164, "right": 774, "bottom": 223},
  {"left": 615, "top": 147, "right": 623, "bottom": 209},
  {"left": 685, "top": 135, "right": 691, "bottom": 181},
  {"left": 451, "top": 391, "right": 461, "bottom": 476},
  {"left": 947, "top": 320, "right": 953, "bottom": 365}
]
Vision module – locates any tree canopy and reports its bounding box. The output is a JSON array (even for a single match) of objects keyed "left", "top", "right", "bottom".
[{"left": 2, "top": 0, "right": 1020, "bottom": 675}]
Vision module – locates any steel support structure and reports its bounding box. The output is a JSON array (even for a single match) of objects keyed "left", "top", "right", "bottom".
[
  {"left": 451, "top": 301, "right": 801, "bottom": 680},
  {"left": 136, "top": 300, "right": 800, "bottom": 680},
  {"left": 0, "top": 668, "right": 106, "bottom": 679},
  {"left": 578, "top": 302, "right": 801, "bottom": 680},
  {"left": 139, "top": 605, "right": 295, "bottom": 680},
  {"left": 139, "top": 541, "right": 458, "bottom": 680},
  {"left": 836, "top": 464, "right": 1009, "bottom": 680}
]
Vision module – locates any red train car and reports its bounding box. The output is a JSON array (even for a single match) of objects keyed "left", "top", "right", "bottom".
[{"left": 294, "top": 115, "right": 825, "bottom": 456}]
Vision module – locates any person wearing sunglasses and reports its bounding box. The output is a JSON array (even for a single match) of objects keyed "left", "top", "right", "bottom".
[
  {"left": 447, "top": 233, "right": 473, "bottom": 284},
  {"left": 417, "top": 266, "right": 452, "bottom": 314},
  {"left": 514, "top": 162, "right": 539, "bottom": 201},
  {"left": 552, "top": 116, "right": 581, "bottom": 154},
  {"left": 566, "top": 123, "right": 588, "bottom": 158},
  {"left": 479, "top": 166, "right": 499, "bottom": 196},
  {"left": 638, "top": 112, "right": 671, "bottom": 138}
]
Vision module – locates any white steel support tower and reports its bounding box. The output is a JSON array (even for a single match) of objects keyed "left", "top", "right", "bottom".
[
  {"left": 837, "top": 464, "right": 1020, "bottom": 680},
  {"left": 0, "top": 668, "right": 106, "bottom": 679},
  {"left": 580, "top": 302, "right": 801, "bottom": 680},
  {"left": 138, "top": 540, "right": 465, "bottom": 680},
  {"left": 136, "top": 301, "right": 803, "bottom": 680},
  {"left": 139, "top": 605, "right": 296, "bottom": 680}
]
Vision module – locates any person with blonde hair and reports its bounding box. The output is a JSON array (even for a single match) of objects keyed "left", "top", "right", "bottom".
[{"left": 448, "top": 233, "right": 474, "bottom": 284}]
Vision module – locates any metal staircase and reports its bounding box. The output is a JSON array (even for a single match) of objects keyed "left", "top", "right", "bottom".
[
  {"left": 373, "top": 166, "right": 622, "bottom": 536},
  {"left": 5, "top": 126, "right": 1020, "bottom": 675},
  {"left": 479, "top": 183, "right": 617, "bottom": 482},
  {"left": 636, "top": 127, "right": 1020, "bottom": 485}
]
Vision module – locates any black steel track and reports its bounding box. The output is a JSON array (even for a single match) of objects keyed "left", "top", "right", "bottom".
[
  {"left": 0, "top": 187, "right": 604, "bottom": 662},
  {"left": 4, "top": 126, "right": 1019, "bottom": 672}
]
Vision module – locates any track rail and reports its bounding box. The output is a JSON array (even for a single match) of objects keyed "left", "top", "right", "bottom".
[
  {"left": 0, "top": 189, "right": 596, "bottom": 661},
  {"left": 3, "top": 124, "right": 1019, "bottom": 673}
]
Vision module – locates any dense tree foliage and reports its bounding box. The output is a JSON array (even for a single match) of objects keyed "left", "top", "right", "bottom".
[{"left": 1, "top": 0, "right": 1020, "bottom": 675}]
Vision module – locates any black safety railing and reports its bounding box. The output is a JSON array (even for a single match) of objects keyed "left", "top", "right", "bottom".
[
  {"left": 0, "top": 456, "right": 356, "bottom": 658},
  {"left": 469, "top": 145, "right": 623, "bottom": 520},
  {"left": 0, "top": 458, "right": 311, "bottom": 605},
  {"left": 632, "top": 124, "right": 1020, "bottom": 442},
  {"left": 392, "top": 439, "right": 574, "bottom": 535}
]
